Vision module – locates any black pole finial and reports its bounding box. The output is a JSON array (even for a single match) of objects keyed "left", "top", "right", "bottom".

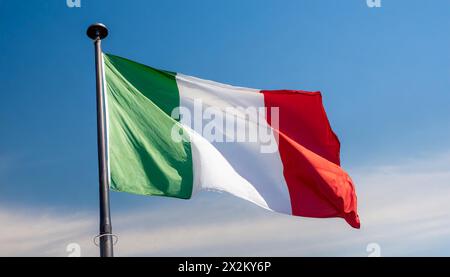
[{"left": 87, "top": 23, "right": 109, "bottom": 40}]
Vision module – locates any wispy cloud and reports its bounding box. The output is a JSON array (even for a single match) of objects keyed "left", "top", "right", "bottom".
[
  {"left": 1, "top": 152, "right": 450, "bottom": 256},
  {"left": 0, "top": 208, "right": 95, "bottom": 256}
]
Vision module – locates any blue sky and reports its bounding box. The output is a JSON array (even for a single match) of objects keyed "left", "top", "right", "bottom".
[{"left": 0, "top": 0, "right": 450, "bottom": 256}]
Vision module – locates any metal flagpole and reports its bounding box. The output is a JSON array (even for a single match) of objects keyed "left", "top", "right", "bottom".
[{"left": 87, "top": 23, "right": 114, "bottom": 257}]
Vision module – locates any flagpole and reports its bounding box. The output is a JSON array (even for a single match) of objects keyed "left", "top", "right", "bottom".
[{"left": 87, "top": 23, "right": 114, "bottom": 257}]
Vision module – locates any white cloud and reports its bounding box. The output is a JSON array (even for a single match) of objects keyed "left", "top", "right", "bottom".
[
  {"left": 0, "top": 208, "right": 95, "bottom": 256},
  {"left": 1, "top": 152, "right": 450, "bottom": 256}
]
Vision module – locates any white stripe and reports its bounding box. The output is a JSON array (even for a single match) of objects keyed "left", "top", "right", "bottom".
[
  {"left": 176, "top": 74, "right": 292, "bottom": 214},
  {"left": 101, "top": 54, "right": 111, "bottom": 184}
]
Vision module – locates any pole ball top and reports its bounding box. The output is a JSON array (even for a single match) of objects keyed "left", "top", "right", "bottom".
[{"left": 87, "top": 23, "right": 108, "bottom": 40}]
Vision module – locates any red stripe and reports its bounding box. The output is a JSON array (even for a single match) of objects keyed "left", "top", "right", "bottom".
[{"left": 261, "top": 90, "right": 360, "bottom": 228}]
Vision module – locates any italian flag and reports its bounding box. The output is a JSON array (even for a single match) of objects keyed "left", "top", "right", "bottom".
[{"left": 102, "top": 54, "right": 360, "bottom": 228}]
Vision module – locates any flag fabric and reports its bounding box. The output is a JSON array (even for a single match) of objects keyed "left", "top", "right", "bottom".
[{"left": 102, "top": 53, "right": 360, "bottom": 228}]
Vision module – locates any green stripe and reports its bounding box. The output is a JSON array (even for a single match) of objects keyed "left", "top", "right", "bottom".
[{"left": 103, "top": 54, "right": 193, "bottom": 199}]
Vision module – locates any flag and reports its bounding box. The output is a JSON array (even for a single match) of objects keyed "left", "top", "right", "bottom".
[{"left": 102, "top": 53, "right": 360, "bottom": 228}]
